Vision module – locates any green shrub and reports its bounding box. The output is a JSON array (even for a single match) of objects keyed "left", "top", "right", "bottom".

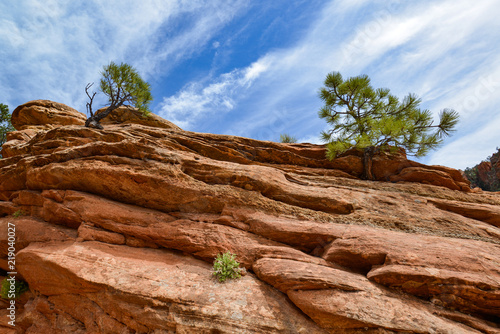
[
  {"left": 1, "top": 278, "right": 28, "bottom": 299},
  {"left": 212, "top": 251, "right": 242, "bottom": 283},
  {"left": 279, "top": 133, "right": 298, "bottom": 143},
  {"left": 12, "top": 210, "right": 25, "bottom": 218}
]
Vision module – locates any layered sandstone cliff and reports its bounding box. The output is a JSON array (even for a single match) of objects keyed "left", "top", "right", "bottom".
[{"left": 0, "top": 100, "right": 499, "bottom": 333}]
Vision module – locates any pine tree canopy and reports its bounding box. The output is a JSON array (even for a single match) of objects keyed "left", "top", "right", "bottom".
[
  {"left": 85, "top": 62, "right": 153, "bottom": 129},
  {"left": 279, "top": 133, "right": 298, "bottom": 143},
  {"left": 318, "top": 71, "right": 459, "bottom": 160},
  {"left": 100, "top": 62, "right": 152, "bottom": 113}
]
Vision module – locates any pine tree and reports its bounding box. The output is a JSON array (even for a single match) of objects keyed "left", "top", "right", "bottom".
[
  {"left": 0, "top": 104, "right": 15, "bottom": 158},
  {"left": 279, "top": 133, "right": 298, "bottom": 143},
  {"left": 318, "top": 72, "right": 459, "bottom": 180},
  {"left": 85, "top": 62, "right": 153, "bottom": 129}
]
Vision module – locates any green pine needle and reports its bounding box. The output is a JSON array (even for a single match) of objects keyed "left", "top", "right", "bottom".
[{"left": 318, "top": 71, "right": 459, "bottom": 159}]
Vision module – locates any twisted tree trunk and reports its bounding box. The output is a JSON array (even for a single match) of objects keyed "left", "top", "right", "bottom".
[
  {"left": 361, "top": 146, "right": 377, "bottom": 180},
  {"left": 84, "top": 105, "right": 119, "bottom": 129}
]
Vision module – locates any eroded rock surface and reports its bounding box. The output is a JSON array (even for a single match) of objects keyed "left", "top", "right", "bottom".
[
  {"left": 17, "top": 242, "right": 324, "bottom": 333},
  {"left": 11, "top": 100, "right": 86, "bottom": 130},
  {"left": 96, "top": 105, "right": 182, "bottom": 130},
  {"left": 0, "top": 100, "right": 499, "bottom": 333}
]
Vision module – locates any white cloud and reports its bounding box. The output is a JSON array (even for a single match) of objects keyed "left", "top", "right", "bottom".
[
  {"left": 298, "top": 134, "right": 322, "bottom": 145},
  {"left": 158, "top": 58, "right": 270, "bottom": 129},
  {"left": 3, "top": 0, "right": 500, "bottom": 169},
  {"left": 427, "top": 116, "right": 500, "bottom": 169},
  {"left": 333, "top": 0, "right": 373, "bottom": 13},
  {"left": 0, "top": 0, "right": 247, "bottom": 112},
  {"left": 157, "top": 0, "right": 500, "bottom": 168},
  {"left": 243, "top": 60, "right": 270, "bottom": 84}
]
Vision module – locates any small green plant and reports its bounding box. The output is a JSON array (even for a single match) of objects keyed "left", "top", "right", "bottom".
[
  {"left": 1, "top": 278, "right": 29, "bottom": 299},
  {"left": 12, "top": 210, "right": 25, "bottom": 218},
  {"left": 212, "top": 251, "right": 242, "bottom": 283},
  {"left": 279, "top": 133, "right": 298, "bottom": 143}
]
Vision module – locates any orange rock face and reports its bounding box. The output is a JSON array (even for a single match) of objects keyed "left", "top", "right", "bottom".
[
  {"left": 11, "top": 100, "right": 86, "bottom": 130},
  {"left": 0, "top": 100, "right": 499, "bottom": 333},
  {"left": 96, "top": 105, "right": 182, "bottom": 130},
  {"left": 477, "top": 161, "right": 493, "bottom": 186}
]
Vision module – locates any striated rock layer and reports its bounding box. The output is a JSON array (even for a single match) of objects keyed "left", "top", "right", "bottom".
[{"left": 0, "top": 100, "right": 499, "bottom": 333}]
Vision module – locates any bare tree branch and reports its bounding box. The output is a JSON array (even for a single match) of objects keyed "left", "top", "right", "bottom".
[
  {"left": 85, "top": 83, "right": 97, "bottom": 117},
  {"left": 85, "top": 62, "right": 152, "bottom": 129}
]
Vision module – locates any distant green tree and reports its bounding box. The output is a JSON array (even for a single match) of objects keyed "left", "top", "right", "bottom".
[
  {"left": 319, "top": 72, "right": 459, "bottom": 180},
  {"left": 0, "top": 104, "right": 15, "bottom": 158},
  {"left": 464, "top": 166, "right": 479, "bottom": 188},
  {"left": 85, "top": 62, "right": 153, "bottom": 129},
  {"left": 279, "top": 133, "right": 298, "bottom": 143}
]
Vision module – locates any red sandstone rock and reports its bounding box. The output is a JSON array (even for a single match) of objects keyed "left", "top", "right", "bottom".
[
  {"left": 11, "top": 100, "right": 86, "bottom": 131},
  {"left": 17, "top": 242, "right": 326, "bottom": 333},
  {"left": 0, "top": 216, "right": 76, "bottom": 258},
  {"left": 322, "top": 225, "right": 500, "bottom": 317},
  {"left": 97, "top": 105, "right": 182, "bottom": 130},
  {"left": 390, "top": 166, "right": 465, "bottom": 191},
  {"left": 429, "top": 198, "right": 500, "bottom": 228},
  {"left": 495, "top": 160, "right": 500, "bottom": 184},
  {"left": 253, "top": 259, "right": 499, "bottom": 333},
  {"left": 254, "top": 258, "right": 492, "bottom": 333},
  {"left": 0, "top": 216, "right": 76, "bottom": 282},
  {"left": 0, "top": 100, "right": 497, "bottom": 333},
  {"left": 477, "top": 161, "right": 493, "bottom": 186}
]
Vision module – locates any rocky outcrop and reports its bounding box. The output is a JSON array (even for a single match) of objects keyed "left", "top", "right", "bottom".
[
  {"left": 96, "top": 105, "right": 182, "bottom": 130},
  {"left": 0, "top": 100, "right": 499, "bottom": 333},
  {"left": 11, "top": 100, "right": 86, "bottom": 130},
  {"left": 464, "top": 150, "right": 500, "bottom": 192},
  {"left": 478, "top": 161, "right": 493, "bottom": 187}
]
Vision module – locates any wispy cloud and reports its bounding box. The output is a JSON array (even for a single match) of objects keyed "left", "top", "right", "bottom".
[
  {"left": 0, "top": 0, "right": 247, "bottom": 112},
  {"left": 428, "top": 115, "right": 500, "bottom": 168},
  {"left": 158, "top": 58, "right": 271, "bottom": 129},
  {"left": 156, "top": 0, "right": 500, "bottom": 168},
  {"left": 2, "top": 0, "right": 499, "bottom": 169}
]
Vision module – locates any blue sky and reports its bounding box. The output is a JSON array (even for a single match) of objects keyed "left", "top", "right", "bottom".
[{"left": 1, "top": 0, "right": 500, "bottom": 169}]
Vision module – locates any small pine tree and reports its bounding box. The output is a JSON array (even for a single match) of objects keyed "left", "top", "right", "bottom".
[
  {"left": 85, "top": 62, "right": 153, "bottom": 129},
  {"left": 279, "top": 133, "right": 298, "bottom": 143},
  {"left": 0, "top": 104, "right": 15, "bottom": 158},
  {"left": 319, "top": 72, "right": 459, "bottom": 180}
]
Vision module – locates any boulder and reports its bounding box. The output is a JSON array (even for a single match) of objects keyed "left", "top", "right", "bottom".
[
  {"left": 11, "top": 100, "right": 86, "bottom": 130},
  {"left": 96, "top": 105, "right": 183, "bottom": 130}
]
